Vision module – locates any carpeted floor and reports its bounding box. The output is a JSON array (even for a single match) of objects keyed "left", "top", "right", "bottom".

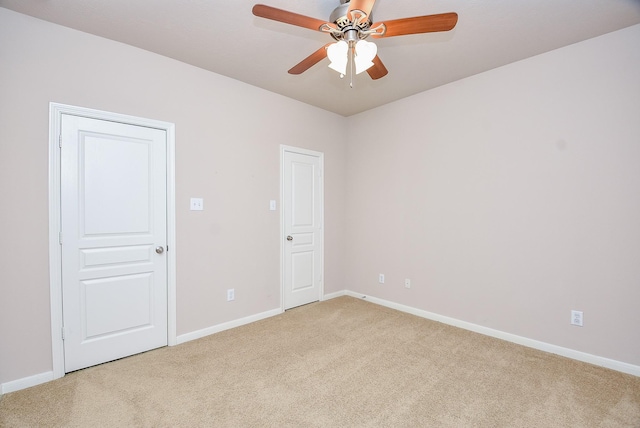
[{"left": 1, "top": 296, "right": 639, "bottom": 427}]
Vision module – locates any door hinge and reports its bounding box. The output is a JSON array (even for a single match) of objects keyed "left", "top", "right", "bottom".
[
  {"left": 58, "top": 135, "right": 62, "bottom": 148},
  {"left": 61, "top": 326, "right": 65, "bottom": 340},
  {"left": 59, "top": 232, "right": 63, "bottom": 245}
]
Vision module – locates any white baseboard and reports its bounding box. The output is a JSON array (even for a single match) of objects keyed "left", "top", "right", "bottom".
[
  {"left": 177, "top": 293, "right": 354, "bottom": 346},
  {"left": 4, "top": 292, "right": 637, "bottom": 395},
  {"left": 345, "top": 290, "right": 640, "bottom": 377},
  {"left": 322, "top": 290, "right": 347, "bottom": 301},
  {"left": 176, "top": 307, "right": 283, "bottom": 345},
  {"left": 3, "top": 308, "right": 283, "bottom": 394},
  {"left": 1, "top": 371, "right": 54, "bottom": 395}
]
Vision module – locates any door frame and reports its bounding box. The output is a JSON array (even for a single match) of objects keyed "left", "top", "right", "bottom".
[
  {"left": 279, "top": 145, "right": 324, "bottom": 310},
  {"left": 48, "top": 102, "right": 177, "bottom": 379}
]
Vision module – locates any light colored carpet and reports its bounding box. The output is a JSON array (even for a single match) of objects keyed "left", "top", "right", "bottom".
[{"left": 1, "top": 296, "right": 639, "bottom": 427}]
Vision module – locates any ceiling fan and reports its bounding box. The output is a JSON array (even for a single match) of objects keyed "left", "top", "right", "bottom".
[{"left": 252, "top": 0, "right": 458, "bottom": 82}]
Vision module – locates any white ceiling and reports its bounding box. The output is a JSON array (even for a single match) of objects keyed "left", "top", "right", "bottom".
[{"left": 2, "top": 0, "right": 639, "bottom": 116}]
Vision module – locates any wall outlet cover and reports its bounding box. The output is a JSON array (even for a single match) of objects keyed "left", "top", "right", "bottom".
[
  {"left": 190, "top": 197, "right": 204, "bottom": 211},
  {"left": 571, "top": 310, "right": 583, "bottom": 326}
]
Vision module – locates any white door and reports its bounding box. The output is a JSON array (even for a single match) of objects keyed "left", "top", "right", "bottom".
[
  {"left": 282, "top": 148, "right": 323, "bottom": 310},
  {"left": 61, "top": 114, "right": 168, "bottom": 372}
]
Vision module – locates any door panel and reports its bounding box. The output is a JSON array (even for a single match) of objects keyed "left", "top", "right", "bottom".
[
  {"left": 292, "top": 162, "right": 314, "bottom": 226},
  {"left": 292, "top": 251, "right": 314, "bottom": 291},
  {"left": 82, "top": 135, "right": 151, "bottom": 234},
  {"left": 80, "top": 245, "right": 154, "bottom": 269},
  {"left": 283, "top": 149, "right": 323, "bottom": 309},
  {"left": 82, "top": 273, "right": 153, "bottom": 338},
  {"left": 61, "top": 114, "right": 167, "bottom": 372}
]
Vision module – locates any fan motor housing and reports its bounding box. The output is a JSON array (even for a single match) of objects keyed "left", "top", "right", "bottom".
[{"left": 330, "top": 2, "right": 372, "bottom": 32}]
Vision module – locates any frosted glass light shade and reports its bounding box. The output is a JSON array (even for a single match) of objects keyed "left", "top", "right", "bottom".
[
  {"left": 327, "top": 41, "right": 348, "bottom": 75},
  {"left": 354, "top": 40, "right": 377, "bottom": 74}
]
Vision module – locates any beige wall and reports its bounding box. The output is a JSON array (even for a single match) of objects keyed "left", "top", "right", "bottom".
[
  {"left": 345, "top": 24, "right": 640, "bottom": 366},
  {"left": 0, "top": 8, "right": 347, "bottom": 384}
]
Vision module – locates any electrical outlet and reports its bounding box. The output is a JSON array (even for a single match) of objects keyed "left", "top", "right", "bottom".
[
  {"left": 571, "top": 310, "right": 583, "bottom": 326},
  {"left": 190, "top": 197, "right": 204, "bottom": 211},
  {"left": 405, "top": 278, "right": 411, "bottom": 289},
  {"left": 227, "top": 288, "right": 235, "bottom": 302},
  {"left": 379, "top": 274, "right": 385, "bottom": 284}
]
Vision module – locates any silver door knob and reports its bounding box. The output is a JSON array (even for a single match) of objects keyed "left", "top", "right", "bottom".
[
  {"left": 155, "top": 246, "right": 165, "bottom": 254},
  {"left": 286, "top": 236, "right": 293, "bottom": 241}
]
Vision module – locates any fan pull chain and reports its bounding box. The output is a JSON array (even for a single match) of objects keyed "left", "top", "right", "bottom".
[{"left": 350, "top": 43, "right": 355, "bottom": 88}]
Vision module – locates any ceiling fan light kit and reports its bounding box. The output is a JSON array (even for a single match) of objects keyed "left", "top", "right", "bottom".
[
  {"left": 252, "top": 0, "right": 458, "bottom": 85},
  {"left": 327, "top": 37, "right": 377, "bottom": 80}
]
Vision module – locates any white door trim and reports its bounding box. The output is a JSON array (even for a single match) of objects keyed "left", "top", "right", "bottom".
[
  {"left": 279, "top": 145, "right": 324, "bottom": 311},
  {"left": 48, "top": 102, "right": 177, "bottom": 379}
]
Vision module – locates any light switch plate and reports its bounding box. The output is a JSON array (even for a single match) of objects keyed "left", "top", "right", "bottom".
[
  {"left": 270, "top": 200, "right": 277, "bottom": 211},
  {"left": 190, "top": 198, "right": 204, "bottom": 211}
]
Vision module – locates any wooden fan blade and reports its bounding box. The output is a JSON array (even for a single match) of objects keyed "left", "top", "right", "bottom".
[
  {"left": 252, "top": 4, "right": 330, "bottom": 32},
  {"left": 347, "top": 0, "right": 376, "bottom": 18},
  {"left": 372, "top": 12, "right": 458, "bottom": 38},
  {"left": 366, "top": 55, "right": 388, "bottom": 80},
  {"left": 288, "top": 44, "right": 332, "bottom": 75}
]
